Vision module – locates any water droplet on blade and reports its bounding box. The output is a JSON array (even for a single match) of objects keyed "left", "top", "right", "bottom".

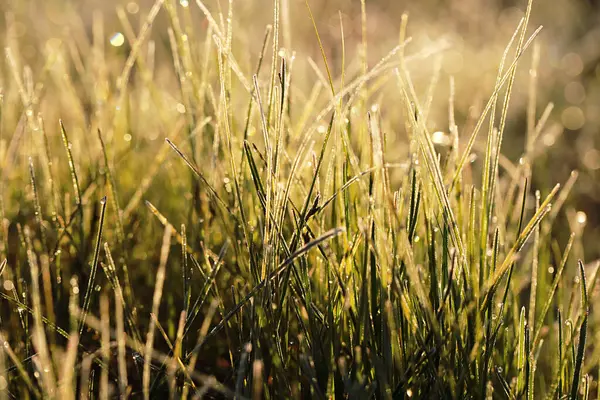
[{"left": 110, "top": 32, "right": 125, "bottom": 47}]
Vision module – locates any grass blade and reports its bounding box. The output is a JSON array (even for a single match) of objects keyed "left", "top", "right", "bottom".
[{"left": 78, "top": 196, "right": 107, "bottom": 335}]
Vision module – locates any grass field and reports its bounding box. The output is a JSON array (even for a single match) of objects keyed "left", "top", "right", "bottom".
[{"left": 0, "top": 0, "right": 598, "bottom": 398}]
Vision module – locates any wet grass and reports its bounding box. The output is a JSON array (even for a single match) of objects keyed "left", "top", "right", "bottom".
[{"left": 0, "top": 0, "right": 596, "bottom": 398}]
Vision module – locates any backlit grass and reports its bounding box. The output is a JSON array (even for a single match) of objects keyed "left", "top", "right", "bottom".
[{"left": 0, "top": 0, "right": 597, "bottom": 398}]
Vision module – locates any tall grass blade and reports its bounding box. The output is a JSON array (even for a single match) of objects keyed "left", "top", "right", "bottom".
[
  {"left": 78, "top": 196, "right": 107, "bottom": 335},
  {"left": 570, "top": 260, "right": 588, "bottom": 400}
]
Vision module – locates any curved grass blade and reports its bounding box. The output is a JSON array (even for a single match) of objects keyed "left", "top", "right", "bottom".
[
  {"left": 305, "top": 0, "right": 335, "bottom": 96},
  {"left": 165, "top": 138, "right": 235, "bottom": 218},
  {"left": 482, "top": 183, "right": 560, "bottom": 305},
  {"left": 448, "top": 25, "right": 543, "bottom": 192}
]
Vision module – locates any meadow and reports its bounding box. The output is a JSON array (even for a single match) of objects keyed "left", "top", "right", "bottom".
[{"left": 0, "top": 0, "right": 598, "bottom": 398}]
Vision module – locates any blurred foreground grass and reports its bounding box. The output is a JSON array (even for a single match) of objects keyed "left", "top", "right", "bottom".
[{"left": 0, "top": 0, "right": 599, "bottom": 398}]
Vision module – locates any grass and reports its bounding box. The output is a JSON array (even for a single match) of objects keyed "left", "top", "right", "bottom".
[{"left": 0, "top": 0, "right": 597, "bottom": 398}]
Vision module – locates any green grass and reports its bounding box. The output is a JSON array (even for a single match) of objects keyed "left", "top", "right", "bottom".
[{"left": 0, "top": 0, "right": 596, "bottom": 398}]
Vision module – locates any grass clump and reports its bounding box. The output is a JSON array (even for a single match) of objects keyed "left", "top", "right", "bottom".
[{"left": 0, "top": 0, "right": 596, "bottom": 398}]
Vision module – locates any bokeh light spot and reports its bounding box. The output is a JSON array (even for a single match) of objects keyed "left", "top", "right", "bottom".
[
  {"left": 561, "top": 106, "right": 585, "bottom": 130},
  {"left": 3, "top": 280, "right": 14, "bottom": 291},
  {"left": 126, "top": 2, "right": 139, "bottom": 14},
  {"left": 561, "top": 53, "right": 584, "bottom": 77},
  {"left": 583, "top": 149, "right": 600, "bottom": 170},
  {"left": 110, "top": 32, "right": 125, "bottom": 47},
  {"left": 564, "top": 81, "right": 585, "bottom": 104}
]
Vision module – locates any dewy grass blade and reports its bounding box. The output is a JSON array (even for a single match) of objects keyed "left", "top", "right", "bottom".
[
  {"left": 0, "top": 0, "right": 596, "bottom": 398},
  {"left": 273, "top": 113, "right": 335, "bottom": 327},
  {"left": 448, "top": 25, "right": 543, "bottom": 192},
  {"left": 28, "top": 157, "right": 47, "bottom": 253},
  {"left": 97, "top": 129, "right": 125, "bottom": 244},
  {"left": 25, "top": 226, "right": 57, "bottom": 396},
  {"left": 78, "top": 196, "right": 107, "bottom": 336},
  {"left": 479, "top": 18, "right": 523, "bottom": 281},
  {"left": 143, "top": 224, "right": 173, "bottom": 400},
  {"left": 396, "top": 72, "right": 465, "bottom": 262},
  {"left": 103, "top": 242, "right": 141, "bottom": 343},
  {"left": 532, "top": 233, "right": 575, "bottom": 348},
  {"left": 482, "top": 184, "right": 560, "bottom": 303},
  {"left": 305, "top": 0, "right": 335, "bottom": 97},
  {"left": 571, "top": 260, "right": 588, "bottom": 400},
  {"left": 115, "top": 0, "right": 165, "bottom": 107},
  {"left": 165, "top": 138, "right": 237, "bottom": 219},
  {"left": 184, "top": 243, "right": 227, "bottom": 335},
  {"left": 528, "top": 191, "right": 541, "bottom": 332},
  {"left": 60, "top": 119, "right": 84, "bottom": 243},
  {"left": 242, "top": 25, "right": 272, "bottom": 143}
]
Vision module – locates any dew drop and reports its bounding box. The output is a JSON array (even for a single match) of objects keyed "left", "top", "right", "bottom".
[
  {"left": 576, "top": 211, "right": 587, "bottom": 225},
  {"left": 432, "top": 131, "right": 451, "bottom": 146},
  {"left": 110, "top": 32, "right": 125, "bottom": 47}
]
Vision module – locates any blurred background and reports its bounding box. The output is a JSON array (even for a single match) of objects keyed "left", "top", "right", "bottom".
[{"left": 1, "top": 0, "right": 599, "bottom": 259}]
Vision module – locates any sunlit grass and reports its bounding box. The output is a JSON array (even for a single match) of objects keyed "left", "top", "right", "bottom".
[{"left": 0, "top": 0, "right": 596, "bottom": 398}]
